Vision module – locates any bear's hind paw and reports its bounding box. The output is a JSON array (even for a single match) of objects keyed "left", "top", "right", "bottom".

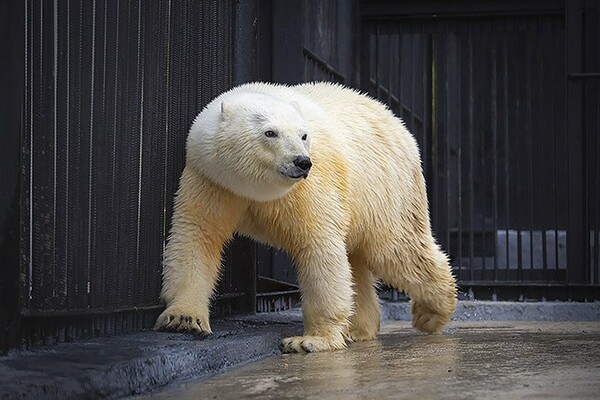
[
  {"left": 348, "top": 329, "right": 378, "bottom": 342},
  {"left": 279, "top": 335, "right": 346, "bottom": 353},
  {"left": 411, "top": 302, "right": 452, "bottom": 334}
]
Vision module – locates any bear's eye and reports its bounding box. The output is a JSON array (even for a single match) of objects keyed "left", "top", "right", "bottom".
[
  {"left": 264, "top": 130, "right": 278, "bottom": 138},
  {"left": 301, "top": 134, "right": 308, "bottom": 141}
]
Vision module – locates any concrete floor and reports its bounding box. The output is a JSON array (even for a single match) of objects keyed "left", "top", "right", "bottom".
[{"left": 139, "top": 321, "right": 600, "bottom": 400}]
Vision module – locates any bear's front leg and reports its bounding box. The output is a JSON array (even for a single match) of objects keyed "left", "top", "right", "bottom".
[
  {"left": 280, "top": 238, "right": 354, "bottom": 353},
  {"left": 155, "top": 167, "right": 244, "bottom": 335}
]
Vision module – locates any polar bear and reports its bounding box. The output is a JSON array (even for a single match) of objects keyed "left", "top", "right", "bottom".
[{"left": 155, "top": 82, "right": 457, "bottom": 353}]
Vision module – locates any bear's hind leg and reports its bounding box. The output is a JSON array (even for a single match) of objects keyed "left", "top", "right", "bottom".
[
  {"left": 374, "top": 244, "right": 457, "bottom": 334},
  {"left": 348, "top": 253, "right": 380, "bottom": 342}
]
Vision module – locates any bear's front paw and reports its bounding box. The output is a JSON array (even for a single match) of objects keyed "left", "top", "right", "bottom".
[
  {"left": 154, "top": 305, "right": 211, "bottom": 336},
  {"left": 279, "top": 335, "right": 347, "bottom": 353}
]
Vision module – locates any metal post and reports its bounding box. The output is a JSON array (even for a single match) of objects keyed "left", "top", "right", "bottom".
[
  {"left": 565, "top": 0, "right": 588, "bottom": 284},
  {"left": 0, "top": 0, "right": 25, "bottom": 353},
  {"left": 272, "top": 0, "right": 304, "bottom": 84}
]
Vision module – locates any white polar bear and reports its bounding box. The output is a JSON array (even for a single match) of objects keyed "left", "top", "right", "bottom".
[{"left": 155, "top": 82, "right": 457, "bottom": 353}]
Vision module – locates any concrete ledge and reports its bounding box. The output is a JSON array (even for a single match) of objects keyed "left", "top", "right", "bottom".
[
  {"left": 381, "top": 300, "right": 600, "bottom": 322},
  {"left": 0, "top": 316, "right": 302, "bottom": 400}
]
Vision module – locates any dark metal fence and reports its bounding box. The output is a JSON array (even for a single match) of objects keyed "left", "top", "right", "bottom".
[
  {"left": 0, "top": 0, "right": 264, "bottom": 353},
  {"left": 361, "top": 0, "right": 600, "bottom": 300}
]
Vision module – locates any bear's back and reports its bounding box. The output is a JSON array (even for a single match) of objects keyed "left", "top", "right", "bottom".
[{"left": 291, "top": 83, "right": 426, "bottom": 249}]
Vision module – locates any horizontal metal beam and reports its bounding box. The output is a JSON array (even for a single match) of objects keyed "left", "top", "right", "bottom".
[
  {"left": 360, "top": 0, "right": 564, "bottom": 19},
  {"left": 568, "top": 72, "right": 600, "bottom": 79},
  {"left": 20, "top": 292, "right": 245, "bottom": 318},
  {"left": 458, "top": 281, "right": 600, "bottom": 288},
  {"left": 21, "top": 304, "right": 164, "bottom": 318}
]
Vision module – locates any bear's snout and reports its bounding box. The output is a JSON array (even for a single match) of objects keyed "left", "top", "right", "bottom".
[
  {"left": 293, "top": 156, "right": 312, "bottom": 173},
  {"left": 281, "top": 156, "right": 312, "bottom": 180}
]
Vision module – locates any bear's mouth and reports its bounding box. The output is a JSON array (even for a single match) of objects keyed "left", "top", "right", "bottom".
[{"left": 280, "top": 167, "right": 309, "bottom": 180}]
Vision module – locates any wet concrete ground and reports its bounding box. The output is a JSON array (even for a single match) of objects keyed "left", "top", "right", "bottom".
[{"left": 140, "top": 321, "right": 600, "bottom": 400}]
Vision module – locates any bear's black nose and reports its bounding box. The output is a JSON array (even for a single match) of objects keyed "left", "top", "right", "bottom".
[{"left": 293, "top": 156, "right": 312, "bottom": 171}]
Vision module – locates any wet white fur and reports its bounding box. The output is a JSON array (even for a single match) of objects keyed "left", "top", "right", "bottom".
[{"left": 156, "top": 82, "right": 457, "bottom": 353}]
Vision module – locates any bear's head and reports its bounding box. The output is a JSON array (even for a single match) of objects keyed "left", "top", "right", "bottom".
[{"left": 187, "top": 92, "right": 312, "bottom": 202}]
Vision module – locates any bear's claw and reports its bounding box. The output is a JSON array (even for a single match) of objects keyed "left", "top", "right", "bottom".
[
  {"left": 279, "top": 335, "right": 346, "bottom": 353},
  {"left": 154, "top": 306, "right": 211, "bottom": 336}
]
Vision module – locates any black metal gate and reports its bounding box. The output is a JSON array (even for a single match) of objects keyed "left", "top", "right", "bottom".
[{"left": 361, "top": 0, "right": 600, "bottom": 300}]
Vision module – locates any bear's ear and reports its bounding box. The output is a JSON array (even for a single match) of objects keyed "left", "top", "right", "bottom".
[
  {"left": 290, "top": 101, "right": 302, "bottom": 116},
  {"left": 220, "top": 101, "right": 233, "bottom": 119}
]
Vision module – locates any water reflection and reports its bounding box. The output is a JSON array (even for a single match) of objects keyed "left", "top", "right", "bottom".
[{"left": 176, "top": 331, "right": 461, "bottom": 399}]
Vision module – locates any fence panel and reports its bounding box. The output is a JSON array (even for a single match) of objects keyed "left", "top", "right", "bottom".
[
  {"left": 584, "top": 0, "right": 600, "bottom": 286},
  {"left": 361, "top": 1, "right": 600, "bottom": 300},
  {"left": 18, "top": 0, "right": 240, "bottom": 349}
]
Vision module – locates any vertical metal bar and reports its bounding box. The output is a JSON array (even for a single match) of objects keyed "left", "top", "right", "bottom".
[
  {"left": 86, "top": 0, "right": 98, "bottom": 309},
  {"left": 538, "top": 17, "right": 549, "bottom": 281},
  {"left": 479, "top": 21, "right": 487, "bottom": 275},
  {"left": 468, "top": 21, "right": 474, "bottom": 279},
  {"left": 231, "top": 0, "right": 258, "bottom": 314},
  {"left": 503, "top": 37, "right": 510, "bottom": 277},
  {"left": 587, "top": 0, "right": 600, "bottom": 285},
  {"left": 53, "top": 0, "right": 69, "bottom": 315},
  {"left": 596, "top": 41, "right": 600, "bottom": 285},
  {"left": 375, "top": 22, "right": 380, "bottom": 100},
  {"left": 398, "top": 22, "right": 403, "bottom": 119},
  {"left": 359, "top": 20, "right": 371, "bottom": 93},
  {"left": 566, "top": 0, "right": 587, "bottom": 284},
  {"left": 89, "top": 0, "right": 108, "bottom": 309},
  {"left": 515, "top": 20, "right": 523, "bottom": 282},
  {"left": 410, "top": 25, "right": 416, "bottom": 134},
  {"left": 431, "top": 29, "right": 438, "bottom": 247},
  {"left": 452, "top": 21, "right": 462, "bottom": 280},
  {"left": 596, "top": 88, "right": 600, "bottom": 284},
  {"left": 422, "top": 24, "right": 429, "bottom": 188},
  {"left": 444, "top": 21, "right": 452, "bottom": 273},
  {"left": 527, "top": 30, "right": 535, "bottom": 275},
  {"left": 491, "top": 26, "right": 498, "bottom": 280},
  {"left": 552, "top": 18, "right": 560, "bottom": 275},
  {"left": 107, "top": 0, "right": 121, "bottom": 311},
  {"left": 133, "top": 0, "right": 145, "bottom": 309},
  {"left": 33, "top": 0, "right": 58, "bottom": 313},
  {"left": 53, "top": 0, "right": 59, "bottom": 311},
  {"left": 588, "top": 0, "right": 600, "bottom": 285},
  {"left": 160, "top": 0, "right": 171, "bottom": 274},
  {"left": 140, "top": 0, "right": 170, "bottom": 308},
  {"left": 387, "top": 24, "right": 393, "bottom": 109}
]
